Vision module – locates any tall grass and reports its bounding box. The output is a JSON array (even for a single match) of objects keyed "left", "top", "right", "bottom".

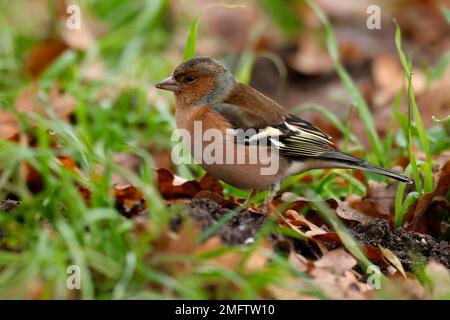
[{"left": 393, "top": 22, "right": 434, "bottom": 227}]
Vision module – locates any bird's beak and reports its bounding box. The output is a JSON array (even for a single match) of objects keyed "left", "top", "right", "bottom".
[{"left": 155, "top": 76, "right": 180, "bottom": 92}]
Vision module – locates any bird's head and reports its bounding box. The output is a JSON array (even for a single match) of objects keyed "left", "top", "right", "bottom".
[{"left": 156, "top": 56, "right": 235, "bottom": 106}]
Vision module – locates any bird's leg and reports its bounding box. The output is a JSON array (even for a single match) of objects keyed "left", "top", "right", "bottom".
[
  {"left": 242, "top": 189, "right": 257, "bottom": 209},
  {"left": 261, "top": 181, "right": 281, "bottom": 214}
]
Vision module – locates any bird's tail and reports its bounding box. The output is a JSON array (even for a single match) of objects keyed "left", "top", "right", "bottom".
[{"left": 322, "top": 150, "right": 413, "bottom": 184}]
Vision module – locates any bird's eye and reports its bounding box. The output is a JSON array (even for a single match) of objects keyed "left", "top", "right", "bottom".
[{"left": 186, "top": 75, "right": 195, "bottom": 83}]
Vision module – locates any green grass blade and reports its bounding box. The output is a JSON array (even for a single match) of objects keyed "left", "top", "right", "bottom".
[
  {"left": 441, "top": 6, "right": 450, "bottom": 24},
  {"left": 395, "top": 164, "right": 412, "bottom": 227},
  {"left": 183, "top": 4, "right": 244, "bottom": 61},
  {"left": 57, "top": 220, "right": 95, "bottom": 299},
  {"left": 183, "top": 17, "right": 200, "bottom": 60},
  {"left": 395, "top": 22, "right": 433, "bottom": 193}
]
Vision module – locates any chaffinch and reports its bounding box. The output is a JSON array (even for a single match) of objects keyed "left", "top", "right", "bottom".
[{"left": 156, "top": 56, "right": 412, "bottom": 211}]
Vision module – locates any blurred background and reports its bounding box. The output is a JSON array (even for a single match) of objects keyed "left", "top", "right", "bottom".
[
  {"left": 1, "top": 0, "right": 449, "bottom": 151},
  {"left": 0, "top": 0, "right": 449, "bottom": 299}
]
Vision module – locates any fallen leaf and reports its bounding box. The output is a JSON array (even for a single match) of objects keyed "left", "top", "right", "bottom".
[
  {"left": 345, "top": 180, "right": 401, "bottom": 225},
  {"left": 151, "top": 220, "right": 202, "bottom": 274},
  {"left": 156, "top": 168, "right": 223, "bottom": 201},
  {"left": 114, "top": 184, "right": 147, "bottom": 218},
  {"left": 282, "top": 209, "right": 327, "bottom": 238},
  {"left": 336, "top": 201, "right": 374, "bottom": 224},
  {"left": 407, "top": 157, "right": 450, "bottom": 234},
  {"left": 25, "top": 40, "right": 67, "bottom": 77},
  {"left": 310, "top": 249, "right": 372, "bottom": 299}
]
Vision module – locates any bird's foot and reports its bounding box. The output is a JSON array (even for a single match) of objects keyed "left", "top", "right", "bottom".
[{"left": 259, "top": 182, "right": 281, "bottom": 215}]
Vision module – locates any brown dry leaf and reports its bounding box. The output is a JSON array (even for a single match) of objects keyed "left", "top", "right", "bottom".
[
  {"left": 379, "top": 246, "right": 406, "bottom": 278},
  {"left": 282, "top": 209, "right": 327, "bottom": 238},
  {"left": 154, "top": 221, "right": 201, "bottom": 256},
  {"left": 336, "top": 201, "right": 374, "bottom": 224},
  {"left": 406, "top": 156, "right": 450, "bottom": 234},
  {"left": 310, "top": 249, "right": 372, "bottom": 299},
  {"left": 288, "top": 251, "right": 310, "bottom": 273},
  {"left": 114, "top": 184, "right": 147, "bottom": 218},
  {"left": 364, "top": 181, "right": 396, "bottom": 216},
  {"left": 156, "top": 168, "right": 223, "bottom": 201},
  {"left": 345, "top": 180, "right": 400, "bottom": 225},
  {"left": 194, "top": 236, "right": 240, "bottom": 270},
  {"left": 243, "top": 239, "right": 272, "bottom": 273},
  {"left": 364, "top": 246, "right": 390, "bottom": 269},
  {"left": 281, "top": 209, "right": 332, "bottom": 254},
  {"left": 58, "top": 156, "right": 79, "bottom": 172},
  {"left": 313, "top": 248, "right": 357, "bottom": 275}
]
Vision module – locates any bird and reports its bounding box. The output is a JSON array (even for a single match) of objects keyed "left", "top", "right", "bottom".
[{"left": 156, "top": 56, "right": 412, "bottom": 212}]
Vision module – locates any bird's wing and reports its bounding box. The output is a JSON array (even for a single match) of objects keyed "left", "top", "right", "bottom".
[
  {"left": 210, "top": 104, "right": 335, "bottom": 158},
  {"left": 269, "top": 114, "right": 335, "bottom": 158}
]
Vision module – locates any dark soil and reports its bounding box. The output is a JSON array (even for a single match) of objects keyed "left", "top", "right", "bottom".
[
  {"left": 186, "top": 198, "right": 450, "bottom": 271},
  {"left": 187, "top": 198, "right": 266, "bottom": 245}
]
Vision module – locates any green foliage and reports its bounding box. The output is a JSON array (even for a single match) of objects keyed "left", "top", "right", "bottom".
[{"left": 183, "top": 4, "right": 245, "bottom": 60}]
